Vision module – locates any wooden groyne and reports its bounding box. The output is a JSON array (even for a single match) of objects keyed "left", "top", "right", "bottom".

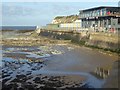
[{"left": 94, "top": 65, "right": 112, "bottom": 79}]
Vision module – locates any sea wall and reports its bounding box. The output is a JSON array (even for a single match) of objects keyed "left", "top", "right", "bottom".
[
  {"left": 85, "top": 32, "right": 119, "bottom": 50},
  {"left": 40, "top": 30, "right": 120, "bottom": 53}
]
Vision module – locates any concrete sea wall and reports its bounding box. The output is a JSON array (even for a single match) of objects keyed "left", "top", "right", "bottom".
[
  {"left": 86, "top": 32, "right": 119, "bottom": 51},
  {"left": 40, "top": 30, "right": 120, "bottom": 53}
]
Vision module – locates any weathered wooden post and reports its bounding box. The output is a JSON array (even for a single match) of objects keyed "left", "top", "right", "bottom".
[
  {"left": 102, "top": 69, "right": 106, "bottom": 79},
  {"left": 95, "top": 67, "right": 99, "bottom": 75},
  {"left": 107, "top": 69, "right": 110, "bottom": 76},
  {"left": 99, "top": 67, "right": 102, "bottom": 77}
]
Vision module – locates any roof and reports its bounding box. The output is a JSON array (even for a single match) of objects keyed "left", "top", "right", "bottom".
[{"left": 79, "top": 6, "right": 120, "bottom": 12}]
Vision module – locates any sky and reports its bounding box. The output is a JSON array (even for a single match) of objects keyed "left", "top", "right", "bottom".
[{"left": 2, "top": 1, "right": 119, "bottom": 26}]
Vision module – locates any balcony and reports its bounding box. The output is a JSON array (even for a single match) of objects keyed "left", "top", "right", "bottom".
[{"left": 79, "top": 12, "right": 120, "bottom": 19}]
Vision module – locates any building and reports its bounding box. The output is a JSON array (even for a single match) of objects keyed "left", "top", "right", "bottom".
[
  {"left": 35, "top": 26, "right": 41, "bottom": 33},
  {"left": 46, "top": 24, "right": 59, "bottom": 29},
  {"left": 60, "top": 20, "right": 81, "bottom": 29},
  {"left": 79, "top": 6, "right": 120, "bottom": 32}
]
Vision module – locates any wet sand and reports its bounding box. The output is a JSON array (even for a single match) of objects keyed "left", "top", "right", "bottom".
[
  {"left": 1, "top": 44, "right": 118, "bottom": 89},
  {"left": 44, "top": 44, "right": 117, "bottom": 72}
]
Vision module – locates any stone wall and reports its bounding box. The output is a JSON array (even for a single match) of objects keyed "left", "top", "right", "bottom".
[
  {"left": 40, "top": 30, "right": 119, "bottom": 53},
  {"left": 85, "top": 32, "right": 119, "bottom": 50}
]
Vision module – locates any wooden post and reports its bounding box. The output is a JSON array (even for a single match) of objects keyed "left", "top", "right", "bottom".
[
  {"left": 107, "top": 70, "right": 110, "bottom": 76},
  {"left": 102, "top": 69, "right": 106, "bottom": 79},
  {"left": 96, "top": 67, "right": 100, "bottom": 75},
  {"left": 94, "top": 67, "right": 97, "bottom": 74},
  {"left": 99, "top": 68, "right": 102, "bottom": 77}
]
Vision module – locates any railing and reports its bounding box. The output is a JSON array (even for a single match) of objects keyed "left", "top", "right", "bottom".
[
  {"left": 79, "top": 13, "right": 120, "bottom": 19},
  {"left": 41, "top": 26, "right": 119, "bottom": 35}
]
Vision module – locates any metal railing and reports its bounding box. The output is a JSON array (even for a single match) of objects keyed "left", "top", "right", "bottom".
[{"left": 41, "top": 26, "right": 119, "bottom": 35}]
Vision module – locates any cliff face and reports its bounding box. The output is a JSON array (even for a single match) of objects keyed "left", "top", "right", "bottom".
[{"left": 51, "top": 15, "right": 79, "bottom": 24}]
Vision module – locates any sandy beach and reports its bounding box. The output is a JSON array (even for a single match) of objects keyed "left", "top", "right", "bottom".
[{"left": 1, "top": 30, "right": 119, "bottom": 89}]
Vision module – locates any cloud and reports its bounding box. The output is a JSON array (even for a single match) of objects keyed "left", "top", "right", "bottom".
[
  {"left": 2, "top": 4, "right": 35, "bottom": 16},
  {"left": 51, "top": 3, "right": 80, "bottom": 15}
]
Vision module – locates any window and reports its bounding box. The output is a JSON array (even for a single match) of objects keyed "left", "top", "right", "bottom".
[
  {"left": 118, "top": 18, "right": 120, "bottom": 24},
  {"left": 108, "top": 19, "right": 111, "bottom": 25},
  {"left": 104, "top": 20, "right": 107, "bottom": 26}
]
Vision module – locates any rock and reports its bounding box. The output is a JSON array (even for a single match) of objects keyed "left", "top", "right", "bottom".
[
  {"left": 2, "top": 78, "right": 11, "bottom": 85},
  {"left": 21, "top": 83, "right": 36, "bottom": 90},
  {"left": 12, "top": 75, "right": 27, "bottom": 82},
  {"left": 34, "top": 77, "right": 41, "bottom": 83},
  {"left": 18, "top": 87, "right": 24, "bottom": 90},
  {"left": 2, "top": 83, "right": 18, "bottom": 90},
  {"left": 2, "top": 74, "right": 10, "bottom": 78},
  {"left": 26, "top": 71, "right": 32, "bottom": 75},
  {"left": 41, "top": 76, "right": 48, "bottom": 79}
]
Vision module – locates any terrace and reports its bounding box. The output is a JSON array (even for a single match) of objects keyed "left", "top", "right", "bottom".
[{"left": 79, "top": 6, "right": 120, "bottom": 19}]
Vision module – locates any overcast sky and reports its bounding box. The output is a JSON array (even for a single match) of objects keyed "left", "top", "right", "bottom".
[{"left": 2, "top": 2, "right": 119, "bottom": 26}]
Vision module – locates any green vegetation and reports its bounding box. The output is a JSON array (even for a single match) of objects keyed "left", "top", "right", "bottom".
[
  {"left": 53, "top": 15, "right": 78, "bottom": 24},
  {"left": 54, "top": 16, "right": 64, "bottom": 19},
  {"left": 71, "top": 40, "right": 85, "bottom": 46},
  {"left": 37, "top": 53, "right": 44, "bottom": 56},
  {"left": 16, "top": 30, "right": 34, "bottom": 33},
  {"left": 30, "top": 31, "right": 39, "bottom": 37},
  {"left": 85, "top": 45, "right": 120, "bottom": 54},
  {"left": 103, "top": 48, "right": 120, "bottom": 54},
  {"left": 2, "top": 30, "right": 15, "bottom": 32},
  {"left": 71, "top": 36, "right": 85, "bottom": 45},
  {"left": 62, "top": 34, "right": 71, "bottom": 40}
]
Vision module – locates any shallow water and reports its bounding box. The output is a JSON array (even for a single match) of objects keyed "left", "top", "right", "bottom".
[{"left": 1, "top": 45, "right": 117, "bottom": 88}]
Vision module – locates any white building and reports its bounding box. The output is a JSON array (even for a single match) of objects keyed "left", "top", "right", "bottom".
[
  {"left": 60, "top": 20, "right": 81, "bottom": 28},
  {"left": 35, "top": 26, "right": 41, "bottom": 33}
]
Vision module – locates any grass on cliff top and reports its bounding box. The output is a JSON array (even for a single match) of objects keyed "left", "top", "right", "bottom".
[{"left": 54, "top": 15, "right": 78, "bottom": 23}]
